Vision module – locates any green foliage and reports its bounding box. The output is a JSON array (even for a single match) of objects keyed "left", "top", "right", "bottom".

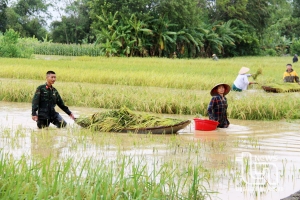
[
  {"left": 0, "top": 0, "right": 7, "bottom": 33},
  {"left": 0, "top": 29, "right": 33, "bottom": 58},
  {"left": 211, "top": 0, "right": 248, "bottom": 21},
  {"left": 290, "top": 39, "right": 300, "bottom": 55},
  {"left": 5, "top": 0, "right": 49, "bottom": 40},
  {"left": 157, "top": 0, "right": 202, "bottom": 28},
  {"left": 2, "top": 0, "right": 300, "bottom": 58},
  {"left": 265, "top": 49, "right": 277, "bottom": 56},
  {"left": 223, "top": 20, "right": 260, "bottom": 56},
  {"left": 50, "top": 0, "right": 92, "bottom": 44}
]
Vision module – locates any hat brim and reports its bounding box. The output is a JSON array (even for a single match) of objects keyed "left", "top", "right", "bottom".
[
  {"left": 239, "top": 67, "right": 250, "bottom": 75},
  {"left": 210, "top": 83, "right": 231, "bottom": 96}
]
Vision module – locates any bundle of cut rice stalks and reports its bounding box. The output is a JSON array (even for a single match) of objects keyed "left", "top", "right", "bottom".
[
  {"left": 252, "top": 68, "right": 262, "bottom": 80},
  {"left": 75, "top": 106, "right": 184, "bottom": 132}
]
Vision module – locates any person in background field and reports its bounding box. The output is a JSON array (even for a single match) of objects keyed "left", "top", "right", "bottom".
[
  {"left": 283, "top": 64, "right": 300, "bottom": 84},
  {"left": 212, "top": 54, "right": 219, "bottom": 61},
  {"left": 207, "top": 83, "right": 230, "bottom": 128},
  {"left": 172, "top": 52, "right": 177, "bottom": 59},
  {"left": 293, "top": 54, "right": 298, "bottom": 63},
  {"left": 32, "top": 71, "right": 75, "bottom": 129},
  {"left": 232, "top": 67, "right": 256, "bottom": 92}
]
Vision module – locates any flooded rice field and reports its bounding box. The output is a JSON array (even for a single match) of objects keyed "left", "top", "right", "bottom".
[{"left": 0, "top": 101, "right": 299, "bottom": 200}]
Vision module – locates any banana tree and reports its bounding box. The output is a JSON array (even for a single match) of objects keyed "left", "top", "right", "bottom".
[
  {"left": 150, "top": 16, "right": 177, "bottom": 57},
  {"left": 94, "top": 10, "right": 123, "bottom": 56},
  {"left": 126, "top": 14, "right": 153, "bottom": 56},
  {"left": 201, "top": 22, "right": 223, "bottom": 57},
  {"left": 213, "top": 20, "right": 242, "bottom": 55},
  {"left": 176, "top": 27, "right": 205, "bottom": 58}
]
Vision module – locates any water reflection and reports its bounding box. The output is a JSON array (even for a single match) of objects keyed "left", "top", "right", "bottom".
[{"left": 0, "top": 101, "right": 299, "bottom": 200}]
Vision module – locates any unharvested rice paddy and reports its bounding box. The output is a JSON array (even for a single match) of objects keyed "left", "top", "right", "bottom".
[{"left": 0, "top": 55, "right": 300, "bottom": 120}]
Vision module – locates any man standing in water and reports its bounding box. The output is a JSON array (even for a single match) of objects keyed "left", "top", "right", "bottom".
[{"left": 32, "top": 71, "right": 75, "bottom": 128}]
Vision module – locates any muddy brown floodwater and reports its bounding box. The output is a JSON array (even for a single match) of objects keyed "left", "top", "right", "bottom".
[{"left": 0, "top": 101, "right": 299, "bottom": 200}]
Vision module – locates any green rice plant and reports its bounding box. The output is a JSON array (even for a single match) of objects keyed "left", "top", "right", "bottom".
[
  {"left": 0, "top": 56, "right": 285, "bottom": 90},
  {"left": 0, "top": 151, "right": 212, "bottom": 199},
  {"left": 1, "top": 56, "right": 300, "bottom": 120},
  {"left": 3, "top": 78, "right": 300, "bottom": 120}
]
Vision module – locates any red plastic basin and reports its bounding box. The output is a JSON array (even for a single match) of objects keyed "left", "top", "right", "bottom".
[{"left": 193, "top": 118, "right": 219, "bottom": 131}]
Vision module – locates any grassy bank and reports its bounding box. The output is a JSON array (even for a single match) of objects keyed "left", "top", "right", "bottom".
[{"left": 0, "top": 56, "right": 299, "bottom": 120}]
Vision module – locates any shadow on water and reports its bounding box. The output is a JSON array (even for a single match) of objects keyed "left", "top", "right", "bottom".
[{"left": 0, "top": 101, "right": 299, "bottom": 200}]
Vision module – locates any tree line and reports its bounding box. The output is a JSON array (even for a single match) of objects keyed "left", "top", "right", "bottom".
[{"left": 1, "top": 0, "right": 300, "bottom": 58}]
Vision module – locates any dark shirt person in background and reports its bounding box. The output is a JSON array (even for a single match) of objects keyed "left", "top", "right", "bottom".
[
  {"left": 293, "top": 54, "right": 298, "bottom": 63},
  {"left": 32, "top": 71, "right": 75, "bottom": 128}
]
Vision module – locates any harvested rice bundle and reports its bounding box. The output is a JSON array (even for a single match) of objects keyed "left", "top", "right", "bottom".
[
  {"left": 75, "top": 106, "right": 184, "bottom": 131},
  {"left": 262, "top": 83, "right": 300, "bottom": 93},
  {"left": 252, "top": 68, "right": 262, "bottom": 80}
]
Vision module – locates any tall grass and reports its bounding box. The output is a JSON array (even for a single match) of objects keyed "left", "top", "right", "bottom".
[{"left": 0, "top": 151, "right": 211, "bottom": 199}]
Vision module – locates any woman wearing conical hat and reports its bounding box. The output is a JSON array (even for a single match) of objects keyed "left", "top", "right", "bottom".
[
  {"left": 232, "top": 67, "right": 255, "bottom": 92},
  {"left": 207, "top": 83, "right": 230, "bottom": 128}
]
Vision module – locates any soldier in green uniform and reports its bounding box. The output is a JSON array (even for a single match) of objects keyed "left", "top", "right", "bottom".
[{"left": 32, "top": 71, "right": 75, "bottom": 128}]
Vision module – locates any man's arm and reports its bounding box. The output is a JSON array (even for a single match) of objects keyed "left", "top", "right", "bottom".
[
  {"left": 56, "top": 92, "right": 75, "bottom": 120},
  {"left": 32, "top": 87, "right": 40, "bottom": 121}
]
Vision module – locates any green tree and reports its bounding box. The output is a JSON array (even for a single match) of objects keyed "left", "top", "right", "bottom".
[
  {"left": 201, "top": 22, "right": 223, "bottom": 57},
  {"left": 246, "top": 0, "right": 271, "bottom": 42},
  {"left": 94, "top": 10, "right": 123, "bottom": 56},
  {"left": 149, "top": 16, "right": 177, "bottom": 57},
  {"left": 208, "top": 0, "right": 248, "bottom": 22},
  {"left": 125, "top": 14, "right": 152, "bottom": 56},
  {"left": 214, "top": 20, "right": 242, "bottom": 56},
  {"left": 5, "top": 0, "right": 49, "bottom": 40},
  {"left": 50, "top": 0, "right": 92, "bottom": 43},
  {"left": 88, "top": 0, "right": 158, "bottom": 25},
  {"left": 0, "top": 0, "right": 8, "bottom": 33},
  {"left": 0, "top": 29, "right": 34, "bottom": 58},
  {"left": 176, "top": 27, "right": 205, "bottom": 58},
  {"left": 223, "top": 19, "right": 260, "bottom": 56},
  {"left": 157, "top": 0, "right": 202, "bottom": 28}
]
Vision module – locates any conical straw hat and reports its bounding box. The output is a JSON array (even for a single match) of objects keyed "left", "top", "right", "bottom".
[
  {"left": 210, "top": 83, "right": 231, "bottom": 96},
  {"left": 239, "top": 67, "right": 250, "bottom": 75}
]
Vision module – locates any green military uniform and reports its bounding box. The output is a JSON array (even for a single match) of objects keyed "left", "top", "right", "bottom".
[{"left": 32, "top": 83, "right": 72, "bottom": 128}]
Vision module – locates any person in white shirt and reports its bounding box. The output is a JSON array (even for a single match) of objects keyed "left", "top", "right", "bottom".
[
  {"left": 232, "top": 67, "right": 255, "bottom": 92},
  {"left": 212, "top": 54, "right": 219, "bottom": 61}
]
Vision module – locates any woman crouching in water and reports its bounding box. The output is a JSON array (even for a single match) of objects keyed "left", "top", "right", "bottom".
[{"left": 207, "top": 83, "right": 231, "bottom": 128}]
